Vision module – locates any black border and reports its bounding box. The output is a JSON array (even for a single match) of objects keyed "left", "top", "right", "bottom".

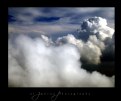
[{"left": 1, "top": 0, "right": 120, "bottom": 100}]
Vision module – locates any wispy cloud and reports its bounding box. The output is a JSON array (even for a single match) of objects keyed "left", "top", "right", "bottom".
[
  {"left": 8, "top": 7, "right": 114, "bottom": 37},
  {"left": 8, "top": 7, "right": 114, "bottom": 24}
]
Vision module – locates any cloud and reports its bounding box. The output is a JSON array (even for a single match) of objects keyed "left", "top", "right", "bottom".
[
  {"left": 8, "top": 34, "right": 114, "bottom": 87},
  {"left": 56, "top": 34, "right": 102, "bottom": 64},
  {"left": 79, "top": 17, "right": 114, "bottom": 40},
  {"left": 8, "top": 16, "right": 115, "bottom": 87},
  {"left": 8, "top": 7, "right": 114, "bottom": 42},
  {"left": 8, "top": 23, "right": 79, "bottom": 36},
  {"left": 8, "top": 7, "right": 114, "bottom": 28},
  {"left": 56, "top": 17, "right": 114, "bottom": 64}
]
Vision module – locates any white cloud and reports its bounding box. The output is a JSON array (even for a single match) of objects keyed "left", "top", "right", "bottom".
[
  {"left": 56, "top": 34, "right": 102, "bottom": 64},
  {"left": 8, "top": 35, "right": 114, "bottom": 87}
]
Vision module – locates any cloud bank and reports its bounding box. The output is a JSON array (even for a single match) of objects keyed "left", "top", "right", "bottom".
[{"left": 8, "top": 17, "right": 115, "bottom": 87}]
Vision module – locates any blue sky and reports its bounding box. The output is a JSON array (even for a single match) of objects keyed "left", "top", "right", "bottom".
[{"left": 8, "top": 7, "right": 114, "bottom": 38}]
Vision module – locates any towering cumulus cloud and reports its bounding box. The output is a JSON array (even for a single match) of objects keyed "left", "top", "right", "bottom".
[
  {"left": 57, "top": 17, "right": 114, "bottom": 64},
  {"left": 8, "top": 17, "right": 115, "bottom": 87}
]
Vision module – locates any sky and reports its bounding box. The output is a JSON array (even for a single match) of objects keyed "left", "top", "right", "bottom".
[
  {"left": 8, "top": 7, "right": 115, "bottom": 87},
  {"left": 8, "top": 7, "right": 114, "bottom": 38}
]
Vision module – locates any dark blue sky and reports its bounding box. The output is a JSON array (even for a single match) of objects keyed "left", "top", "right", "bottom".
[
  {"left": 34, "top": 17, "right": 60, "bottom": 22},
  {"left": 8, "top": 15, "right": 16, "bottom": 22}
]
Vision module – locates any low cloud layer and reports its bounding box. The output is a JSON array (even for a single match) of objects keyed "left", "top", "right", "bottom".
[{"left": 8, "top": 17, "right": 115, "bottom": 87}]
